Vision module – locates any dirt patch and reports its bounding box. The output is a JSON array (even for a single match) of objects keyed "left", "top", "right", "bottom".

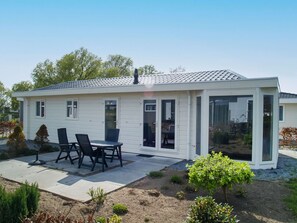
[{"left": 0, "top": 168, "right": 295, "bottom": 223}]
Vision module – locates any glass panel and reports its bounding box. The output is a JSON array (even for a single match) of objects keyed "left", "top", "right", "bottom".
[
  {"left": 263, "top": 95, "right": 273, "bottom": 161},
  {"left": 209, "top": 95, "right": 253, "bottom": 161},
  {"left": 41, "top": 105, "right": 45, "bottom": 117},
  {"left": 161, "top": 100, "right": 175, "bottom": 149},
  {"left": 36, "top": 101, "right": 40, "bottom": 116},
  {"left": 143, "top": 100, "right": 156, "bottom": 147},
  {"left": 105, "top": 100, "right": 117, "bottom": 136},
  {"left": 73, "top": 101, "right": 78, "bottom": 118},
  {"left": 196, "top": 97, "right": 201, "bottom": 155},
  {"left": 279, "top": 106, "right": 283, "bottom": 121}
]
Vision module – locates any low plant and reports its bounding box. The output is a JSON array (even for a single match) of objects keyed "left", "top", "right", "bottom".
[
  {"left": 186, "top": 196, "right": 238, "bottom": 223},
  {"left": 113, "top": 203, "right": 128, "bottom": 215},
  {"left": 284, "top": 178, "right": 297, "bottom": 217},
  {"left": 147, "top": 171, "right": 164, "bottom": 178},
  {"left": 170, "top": 175, "right": 183, "bottom": 184},
  {"left": 95, "top": 214, "right": 122, "bottom": 223},
  {"left": 144, "top": 217, "right": 150, "bottom": 222},
  {"left": 109, "top": 214, "right": 122, "bottom": 223},
  {"left": 95, "top": 216, "right": 106, "bottom": 223},
  {"left": 176, "top": 191, "right": 185, "bottom": 200},
  {"left": 6, "top": 125, "right": 26, "bottom": 155},
  {"left": 188, "top": 152, "right": 254, "bottom": 202},
  {"left": 88, "top": 187, "right": 106, "bottom": 208},
  {"left": 0, "top": 182, "right": 40, "bottom": 223}
]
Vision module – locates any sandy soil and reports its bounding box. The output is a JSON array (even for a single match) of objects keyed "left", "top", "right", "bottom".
[{"left": 0, "top": 168, "right": 295, "bottom": 223}]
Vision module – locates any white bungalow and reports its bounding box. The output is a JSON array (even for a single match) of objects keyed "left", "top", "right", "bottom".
[
  {"left": 279, "top": 92, "right": 297, "bottom": 130},
  {"left": 13, "top": 70, "right": 279, "bottom": 169}
]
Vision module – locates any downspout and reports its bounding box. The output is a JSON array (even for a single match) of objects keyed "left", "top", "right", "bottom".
[{"left": 186, "top": 91, "right": 191, "bottom": 160}]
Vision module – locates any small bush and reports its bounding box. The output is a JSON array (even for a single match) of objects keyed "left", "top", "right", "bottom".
[
  {"left": 170, "top": 175, "right": 183, "bottom": 184},
  {"left": 113, "top": 203, "right": 128, "bottom": 215},
  {"left": 186, "top": 196, "right": 238, "bottom": 223},
  {"left": 109, "top": 214, "right": 122, "bottom": 223},
  {"left": 176, "top": 191, "right": 185, "bottom": 200},
  {"left": 148, "top": 171, "right": 164, "bottom": 178},
  {"left": 188, "top": 152, "right": 254, "bottom": 201},
  {"left": 6, "top": 125, "right": 26, "bottom": 154},
  {"left": 96, "top": 216, "right": 106, "bottom": 223},
  {"left": 0, "top": 182, "right": 40, "bottom": 223},
  {"left": 34, "top": 124, "right": 49, "bottom": 150},
  {"left": 88, "top": 187, "right": 106, "bottom": 207}
]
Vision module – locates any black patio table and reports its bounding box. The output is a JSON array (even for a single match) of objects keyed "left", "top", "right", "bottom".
[{"left": 90, "top": 140, "right": 123, "bottom": 167}]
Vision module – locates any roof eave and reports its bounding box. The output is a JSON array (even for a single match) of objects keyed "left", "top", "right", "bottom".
[{"left": 12, "top": 77, "right": 279, "bottom": 98}]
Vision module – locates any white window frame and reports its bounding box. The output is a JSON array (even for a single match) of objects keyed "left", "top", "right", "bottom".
[
  {"left": 66, "top": 99, "right": 78, "bottom": 119},
  {"left": 35, "top": 100, "right": 45, "bottom": 118}
]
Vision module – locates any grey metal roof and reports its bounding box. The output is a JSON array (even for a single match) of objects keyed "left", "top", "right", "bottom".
[
  {"left": 34, "top": 69, "right": 246, "bottom": 91},
  {"left": 280, "top": 92, "right": 297, "bottom": 99}
]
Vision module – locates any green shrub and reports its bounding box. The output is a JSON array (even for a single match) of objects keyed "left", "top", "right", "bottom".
[
  {"left": 170, "top": 175, "right": 183, "bottom": 184},
  {"left": 6, "top": 125, "right": 26, "bottom": 154},
  {"left": 148, "top": 171, "right": 164, "bottom": 178},
  {"left": 0, "top": 182, "right": 40, "bottom": 223},
  {"left": 21, "top": 182, "right": 40, "bottom": 216},
  {"left": 186, "top": 196, "right": 238, "bottom": 223},
  {"left": 113, "top": 203, "right": 128, "bottom": 215},
  {"left": 188, "top": 152, "right": 254, "bottom": 201},
  {"left": 96, "top": 216, "right": 106, "bottom": 223},
  {"left": 109, "top": 214, "right": 122, "bottom": 223},
  {"left": 34, "top": 124, "right": 49, "bottom": 150},
  {"left": 88, "top": 187, "right": 106, "bottom": 207},
  {"left": 176, "top": 191, "right": 185, "bottom": 200}
]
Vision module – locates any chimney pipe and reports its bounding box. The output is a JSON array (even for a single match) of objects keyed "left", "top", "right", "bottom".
[{"left": 133, "top": 68, "right": 139, "bottom": 84}]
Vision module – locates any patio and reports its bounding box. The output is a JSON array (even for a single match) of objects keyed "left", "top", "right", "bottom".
[{"left": 0, "top": 151, "right": 181, "bottom": 202}]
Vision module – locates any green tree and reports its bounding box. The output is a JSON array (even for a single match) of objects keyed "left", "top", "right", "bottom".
[
  {"left": 31, "top": 48, "right": 103, "bottom": 89},
  {"left": 103, "top": 54, "right": 133, "bottom": 77},
  {"left": 31, "top": 59, "right": 56, "bottom": 89},
  {"left": 56, "top": 47, "right": 102, "bottom": 82},
  {"left": 138, "top": 65, "right": 158, "bottom": 75},
  {"left": 170, "top": 65, "right": 186, "bottom": 73},
  {"left": 0, "top": 82, "right": 11, "bottom": 120},
  {"left": 10, "top": 81, "right": 33, "bottom": 111}
]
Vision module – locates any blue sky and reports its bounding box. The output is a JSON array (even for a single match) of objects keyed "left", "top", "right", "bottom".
[{"left": 1, "top": 0, "right": 297, "bottom": 93}]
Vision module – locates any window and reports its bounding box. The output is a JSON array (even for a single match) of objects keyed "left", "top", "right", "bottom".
[
  {"left": 209, "top": 95, "right": 253, "bottom": 161},
  {"left": 36, "top": 100, "right": 45, "bottom": 117},
  {"left": 279, "top": 105, "right": 284, "bottom": 121},
  {"left": 66, "top": 100, "right": 78, "bottom": 119},
  {"left": 263, "top": 95, "right": 273, "bottom": 161}
]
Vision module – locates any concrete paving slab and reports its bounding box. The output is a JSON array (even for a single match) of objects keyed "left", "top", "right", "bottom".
[{"left": 0, "top": 152, "right": 181, "bottom": 202}]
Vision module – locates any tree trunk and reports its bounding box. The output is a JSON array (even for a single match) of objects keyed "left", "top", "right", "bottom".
[{"left": 222, "top": 186, "right": 228, "bottom": 202}]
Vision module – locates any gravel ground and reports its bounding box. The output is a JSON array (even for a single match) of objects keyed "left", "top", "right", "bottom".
[{"left": 169, "top": 149, "right": 297, "bottom": 181}]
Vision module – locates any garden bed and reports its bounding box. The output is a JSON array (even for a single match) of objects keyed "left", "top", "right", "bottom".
[{"left": 0, "top": 168, "right": 295, "bottom": 223}]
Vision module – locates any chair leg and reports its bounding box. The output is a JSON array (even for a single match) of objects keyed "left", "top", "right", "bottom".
[
  {"left": 55, "top": 150, "right": 63, "bottom": 163},
  {"left": 78, "top": 155, "right": 84, "bottom": 168},
  {"left": 90, "top": 156, "right": 96, "bottom": 171}
]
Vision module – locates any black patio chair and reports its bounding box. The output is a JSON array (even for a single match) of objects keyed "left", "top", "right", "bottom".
[
  {"left": 75, "top": 134, "right": 108, "bottom": 171},
  {"left": 105, "top": 128, "right": 120, "bottom": 162},
  {"left": 56, "top": 128, "right": 80, "bottom": 164}
]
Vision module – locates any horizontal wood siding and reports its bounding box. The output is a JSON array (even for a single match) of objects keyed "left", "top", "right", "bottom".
[{"left": 26, "top": 92, "right": 190, "bottom": 159}]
